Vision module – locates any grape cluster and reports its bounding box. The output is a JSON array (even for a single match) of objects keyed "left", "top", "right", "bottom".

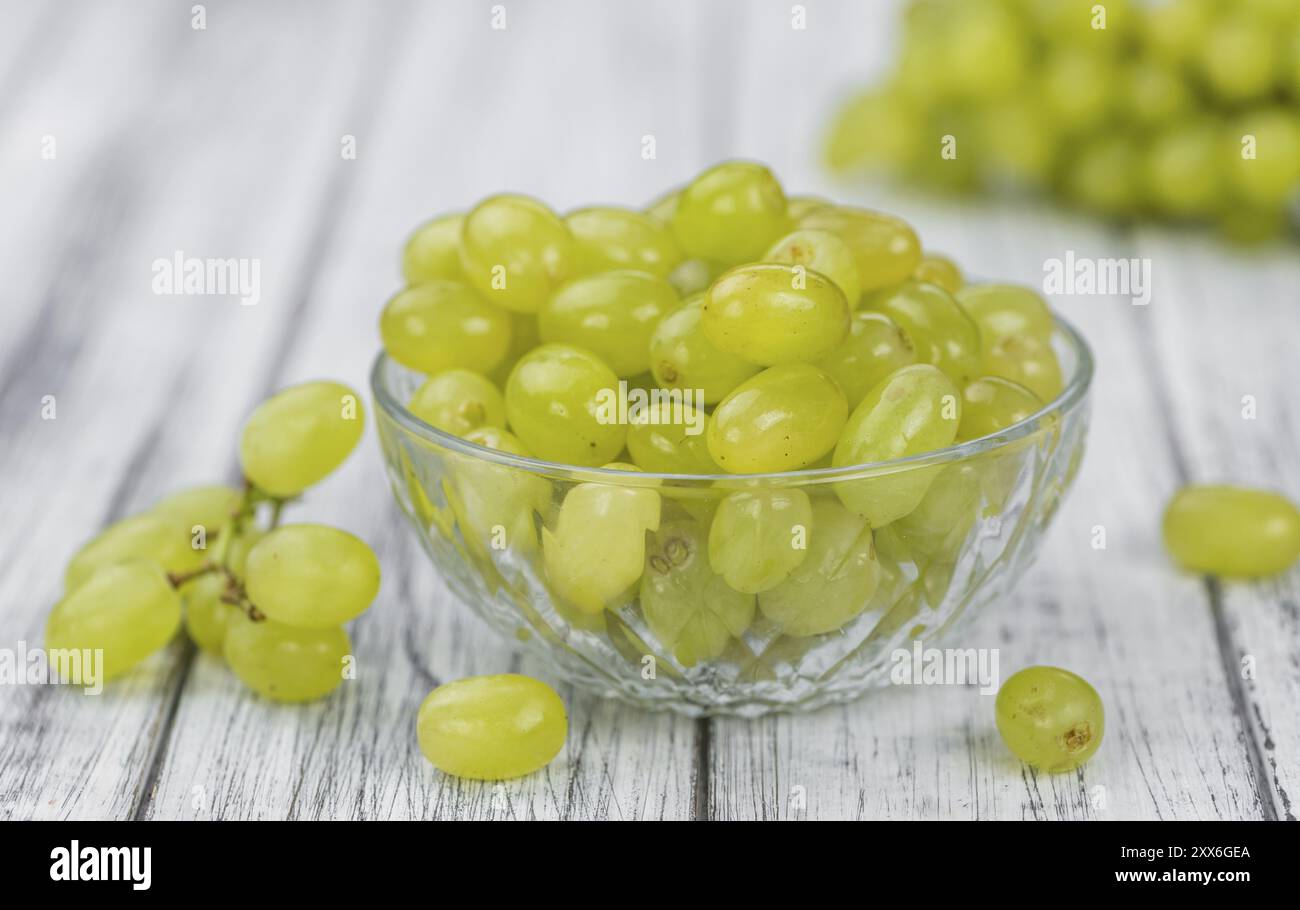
[
  {"left": 382, "top": 160, "right": 1065, "bottom": 665},
  {"left": 826, "top": 0, "right": 1300, "bottom": 240},
  {"left": 46, "top": 381, "right": 378, "bottom": 701}
]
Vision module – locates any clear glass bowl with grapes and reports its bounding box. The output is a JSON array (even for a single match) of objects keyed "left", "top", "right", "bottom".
[{"left": 371, "top": 163, "right": 1094, "bottom": 717}]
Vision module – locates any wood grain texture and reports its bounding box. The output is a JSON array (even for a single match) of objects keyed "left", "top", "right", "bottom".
[{"left": 0, "top": 0, "right": 1296, "bottom": 820}]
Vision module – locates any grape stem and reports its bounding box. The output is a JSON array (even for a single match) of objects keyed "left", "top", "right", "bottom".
[{"left": 166, "top": 564, "right": 220, "bottom": 588}]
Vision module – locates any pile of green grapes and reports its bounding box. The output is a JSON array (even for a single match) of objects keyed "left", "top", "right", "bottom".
[
  {"left": 826, "top": 0, "right": 1300, "bottom": 240},
  {"left": 382, "top": 160, "right": 1066, "bottom": 665},
  {"left": 46, "top": 381, "right": 379, "bottom": 701}
]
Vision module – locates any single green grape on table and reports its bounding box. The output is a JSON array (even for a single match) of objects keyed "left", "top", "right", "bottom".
[
  {"left": 1163, "top": 485, "right": 1300, "bottom": 577},
  {"left": 996, "top": 666, "right": 1104, "bottom": 773},
  {"left": 417, "top": 674, "right": 567, "bottom": 780}
]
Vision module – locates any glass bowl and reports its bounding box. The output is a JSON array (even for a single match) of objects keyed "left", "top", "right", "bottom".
[{"left": 371, "top": 315, "right": 1093, "bottom": 717}]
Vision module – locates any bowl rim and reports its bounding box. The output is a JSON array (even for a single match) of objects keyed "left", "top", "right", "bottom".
[{"left": 370, "top": 310, "right": 1093, "bottom": 484}]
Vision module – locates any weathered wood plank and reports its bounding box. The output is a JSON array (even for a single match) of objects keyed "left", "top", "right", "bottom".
[{"left": 1133, "top": 229, "right": 1300, "bottom": 820}]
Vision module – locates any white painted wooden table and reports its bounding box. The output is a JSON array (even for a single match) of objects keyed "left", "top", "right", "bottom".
[{"left": 1, "top": 0, "right": 1296, "bottom": 821}]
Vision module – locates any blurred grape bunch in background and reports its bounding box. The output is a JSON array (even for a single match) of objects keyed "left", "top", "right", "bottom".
[{"left": 825, "top": 0, "right": 1300, "bottom": 242}]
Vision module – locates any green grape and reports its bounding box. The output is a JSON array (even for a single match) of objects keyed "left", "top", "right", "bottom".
[
  {"left": 649, "top": 297, "right": 759, "bottom": 404},
  {"left": 239, "top": 380, "right": 365, "bottom": 497},
  {"left": 832, "top": 364, "right": 961, "bottom": 527},
  {"left": 1225, "top": 109, "right": 1300, "bottom": 208},
  {"left": 982, "top": 332, "right": 1063, "bottom": 403},
  {"left": 416, "top": 674, "right": 567, "bottom": 780},
  {"left": 666, "top": 258, "right": 724, "bottom": 297},
  {"left": 626, "top": 400, "right": 716, "bottom": 474},
  {"left": 708, "top": 364, "right": 847, "bottom": 473},
  {"left": 1040, "top": 49, "right": 1114, "bottom": 134},
  {"left": 182, "top": 576, "right": 240, "bottom": 656},
  {"left": 565, "top": 206, "right": 682, "bottom": 277},
  {"left": 670, "top": 161, "right": 789, "bottom": 263},
  {"left": 182, "top": 527, "right": 263, "bottom": 656},
  {"left": 46, "top": 560, "right": 181, "bottom": 683},
  {"left": 542, "top": 470, "right": 660, "bottom": 613},
  {"left": 449, "top": 428, "right": 550, "bottom": 557},
  {"left": 1143, "top": 0, "right": 1214, "bottom": 65},
  {"left": 891, "top": 462, "right": 981, "bottom": 558},
  {"left": 459, "top": 194, "right": 576, "bottom": 313},
  {"left": 940, "top": 1, "right": 1029, "bottom": 100},
  {"left": 224, "top": 617, "right": 350, "bottom": 702},
  {"left": 863, "top": 281, "right": 981, "bottom": 385},
  {"left": 244, "top": 524, "right": 381, "bottom": 628},
  {"left": 408, "top": 368, "right": 506, "bottom": 437},
  {"left": 996, "top": 666, "right": 1104, "bottom": 773},
  {"left": 153, "top": 484, "right": 242, "bottom": 536},
  {"left": 401, "top": 213, "right": 465, "bottom": 285},
  {"left": 824, "top": 89, "right": 923, "bottom": 172},
  {"left": 708, "top": 487, "right": 812, "bottom": 593},
  {"left": 798, "top": 206, "right": 921, "bottom": 294},
  {"left": 65, "top": 513, "right": 202, "bottom": 592},
  {"left": 912, "top": 253, "right": 963, "bottom": 294},
  {"left": 488, "top": 311, "right": 541, "bottom": 387},
  {"left": 1162, "top": 485, "right": 1300, "bottom": 577},
  {"left": 1123, "top": 59, "right": 1193, "bottom": 127},
  {"left": 702, "top": 264, "right": 850, "bottom": 365},
  {"left": 955, "top": 283, "right": 1055, "bottom": 344},
  {"left": 958, "top": 376, "right": 1043, "bottom": 442},
  {"left": 380, "top": 281, "right": 512, "bottom": 376},
  {"left": 505, "top": 344, "right": 627, "bottom": 466},
  {"left": 1199, "top": 14, "right": 1278, "bottom": 103},
  {"left": 538, "top": 270, "right": 679, "bottom": 377},
  {"left": 463, "top": 425, "right": 530, "bottom": 456},
  {"left": 1144, "top": 120, "right": 1224, "bottom": 218},
  {"left": 640, "top": 518, "right": 755, "bottom": 665},
  {"left": 763, "top": 229, "right": 861, "bottom": 308},
  {"left": 979, "top": 94, "right": 1058, "bottom": 187},
  {"left": 644, "top": 187, "right": 680, "bottom": 224},
  {"left": 1064, "top": 134, "right": 1142, "bottom": 217},
  {"left": 816, "top": 311, "right": 918, "bottom": 410},
  {"left": 758, "top": 498, "right": 881, "bottom": 637},
  {"left": 785, "top": 195, "right": 831, "bottom": 221}
]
